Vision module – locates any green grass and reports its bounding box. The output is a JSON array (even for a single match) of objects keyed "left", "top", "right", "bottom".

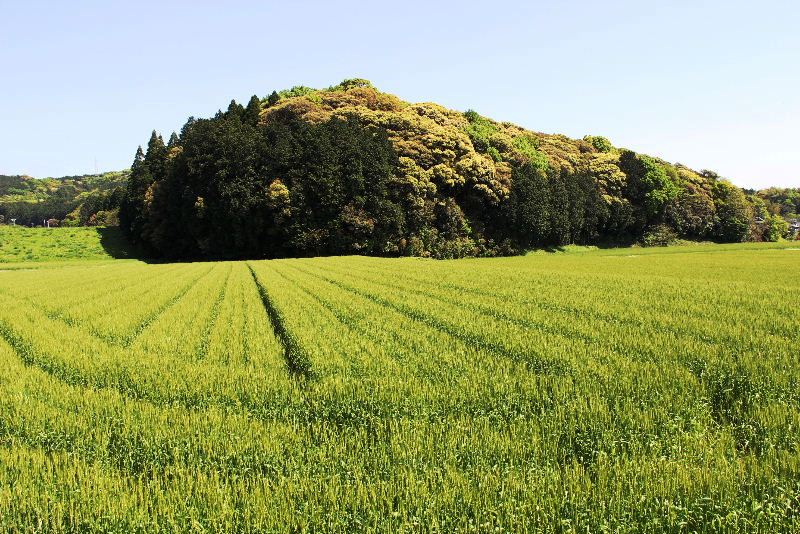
[
  {"left": 0, "top": 226, "right": 134, "bottom": 263},
  {"left": 0, "top": 244, "right": 798, "bottom": 532}
]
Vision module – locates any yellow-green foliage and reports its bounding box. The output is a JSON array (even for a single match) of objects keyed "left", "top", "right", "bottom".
[
  {"left": 264, "top": 90, "right": 512, "bottom": 206},
  {"left": 259, "top": 83, "right": 638, "bottom": 212},
  {"left": 0, "top": 244, "right": 799, "bottom": 531}
]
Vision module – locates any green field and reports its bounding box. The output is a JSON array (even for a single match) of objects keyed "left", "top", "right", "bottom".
[
  {"left": 0, "top": 244, "right": 798, "bottom": 532},
  {"left": 0, "top": 226, "right": 134, "bottom": 263}
]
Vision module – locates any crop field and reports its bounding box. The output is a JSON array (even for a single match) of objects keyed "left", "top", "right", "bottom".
[{"left": 0, "top": 244, "right": 798, "bottom": 532}]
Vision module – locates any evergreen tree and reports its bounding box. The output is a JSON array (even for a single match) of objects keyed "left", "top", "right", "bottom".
[
  {"left": 167, "top": 132, "right": 180, "bottom": 148},
  {"left": 145, "top": 131, "right": 168, "bottom": 183},
  {"left": 226, "top": 100, "right": 245, "bottom": 120},
  {"left": 509, "top": 163, "right": 550, "bottom": 247},
  {"left": 267, "top": 91, "right": 280, "bottom": 107},
  {"left": 243, "top": 95, "right": 261, "bottom": 126},
  {"left": 119, "top": 145, "right": 154, "bottom": 242},
  {"left": 548, "top": 170, "right": 570, "bottom": 245},
  {"left": 132, "top": 145, "right": 145, "bottom": 168}
]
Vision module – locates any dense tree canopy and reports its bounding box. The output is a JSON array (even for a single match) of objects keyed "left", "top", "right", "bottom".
[{"left": 115, "top": 80, "right": 797, "bottom": 258}]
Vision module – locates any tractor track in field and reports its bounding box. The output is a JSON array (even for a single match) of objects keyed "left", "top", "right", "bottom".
[
  {"left": 267, "top": 263, "right": 421, "bottom": 371},
  {"left": 194, "top": 263, "right": 233, "bottom": 360},
  {"left": 247, "top": 263, "right": 313, "bottom": 381},
  {"left": 119, "top": 265, "right": 217, "bottom": 347},
  {"left": 288, "top": 263, "right": 570, "bottom": 376},
  {"left": 305, "top": 261, "right": 793, "bottom": 366}
]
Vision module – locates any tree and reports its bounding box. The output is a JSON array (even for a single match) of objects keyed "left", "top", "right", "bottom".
[
  {"left": 764, "top": 214, "right": 789, "bottom": 242},
  {"left": 145, "top": 131, "right": 168, "bottom": 181},
  {"left": 583, "top": 135, "right": 614, "bottom": 153},
  {"left": 712, "top": 180, "right": 752, "bottom": 242},
  {"left": 119, "top": 145, "right": 154, "bottom": 241},
  {"left": 619, "top": 151, "right": 680, "bottom": 225},
  {"left": 226, "top": 99, "right": 245, "bottom": 120},
  {"left": 167, "top": 132, "right": 180, "bottom": 148},
  {"left": 665, "top": 185, "right": 716, "bottom": 238},
  {"left": 118, "top": 81, "right": 778, "bottom": 259},
  {"left": 243, "top": 95, "right": 261, "bottom": 126},
  {"left": 508, "top": 163, "right": 550, "bottom": 247}
]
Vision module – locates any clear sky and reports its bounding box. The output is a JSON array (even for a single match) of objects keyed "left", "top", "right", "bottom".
[{"left": 1, "top": 0, "right": 798, "bottom": 189}]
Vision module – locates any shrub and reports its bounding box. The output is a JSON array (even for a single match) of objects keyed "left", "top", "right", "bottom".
[{"left": 641, "top": 224, "right": 678, "bottom": 246}]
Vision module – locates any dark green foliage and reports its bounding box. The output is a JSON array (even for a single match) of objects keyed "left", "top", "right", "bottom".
[
  {"left": 508, "top": 163, "right": 550, "bottom": 247},
  {"left": 132, "top": 110, "right": 404, "bottom": 259},
  {"left": 508, "top": 164, "right": 603, "bottom": 248},
  {"left": 665, "top": 184, "right": 716, "bottom": 238},
  {"left": 120, "top": 143, "right": 155, "bottom": 243},
  {"left": 167, "top": 132, "right": 180, "bottom": 148},
  {"left": 243, "top": 95, "right": 261, "bottom": 126}
]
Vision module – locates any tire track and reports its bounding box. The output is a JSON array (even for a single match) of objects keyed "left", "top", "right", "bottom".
[
  {"left": 288, "top": 263, "right": 570, "bottom": 376},
  {"left": 247, "top": 263, "right": 313, "bottom": 381}
]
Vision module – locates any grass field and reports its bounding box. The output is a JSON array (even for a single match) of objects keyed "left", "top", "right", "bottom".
[
  {"left": 0, "top": 226, "right": 133, "bottom": 263},
  {"left": 0, "top": 243, "right": 798, "bottom": 532}
]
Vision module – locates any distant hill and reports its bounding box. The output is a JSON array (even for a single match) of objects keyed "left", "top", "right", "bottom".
[{"left": 0, "top": 171, "right": 127, "bottom": 227}]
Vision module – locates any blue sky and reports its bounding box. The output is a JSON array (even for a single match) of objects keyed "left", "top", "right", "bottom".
[{"left": 1, "top": 0, "right": 798, "bottom": 188}]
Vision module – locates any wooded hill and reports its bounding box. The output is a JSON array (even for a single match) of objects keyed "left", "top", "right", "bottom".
[
  {"left": 88, "top": 79, "right": 799, "bottom": 258},
  {"left": 0, "top": 171, "right": 127, "bottom": 227}
]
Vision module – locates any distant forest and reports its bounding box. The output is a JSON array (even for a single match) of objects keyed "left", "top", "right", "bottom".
[
  {"left": 4, "top": 80, "right": 798, "bottom": 257},
  {"left": 0, "top": 171, "right": 127, "bottom": 227}
]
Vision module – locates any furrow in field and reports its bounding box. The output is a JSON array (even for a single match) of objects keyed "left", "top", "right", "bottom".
[
  {"left": 319, "top": 256, "right": 797, "bottom": 362},
  {"left": 0, "top": 337, "right": 304, "bottom": 480},
  {"left": 1, "top": 262, "right": 208, "bottom": 344},
  {"left": 287, "top": 262, "right": 571, "bottom": 376},
  {"left": 55, "top": 263, "right": 211, "bottom": 340},
  {"left": 249, "top": 262, "right": 410, "bottom": 383},
  {"left": 247, "top": 263, "right": 312, "bottom": 380},
  {"left": 267, "top": 261, "right": 476, "bottom": 384},
  {"left": 338, "top": 254, "right": 800, "bottom": 335},
  {"left": 294, "top": 260, "right": 800, "bottom": 413},
  {"left": 132, "top": 263, "right": 231, "bottom": 359},
  {"left": 0, "top": 291, "right": 299, "bottom": 420},
  {"left": 0, "top": 262, "right": 180, "bottom": 304},
  {"left": 195, "top": 263, "right": 233, "bottom": 360},
  {"left": 325, "top": 256, "right": 799, "bottom": 344},
  {"left": 305, "top": 260, "right": 786, "bottom": 368},
  {"left": 117, "top": 264, "right": 218, "bottom": 347},
  {"left": 200, "top": 262, "right": 285, "bottom": 367}
]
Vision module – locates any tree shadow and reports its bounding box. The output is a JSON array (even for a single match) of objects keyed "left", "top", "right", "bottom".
[{"left": 97, "top": 227, "right": 152, "bottom": 261}]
